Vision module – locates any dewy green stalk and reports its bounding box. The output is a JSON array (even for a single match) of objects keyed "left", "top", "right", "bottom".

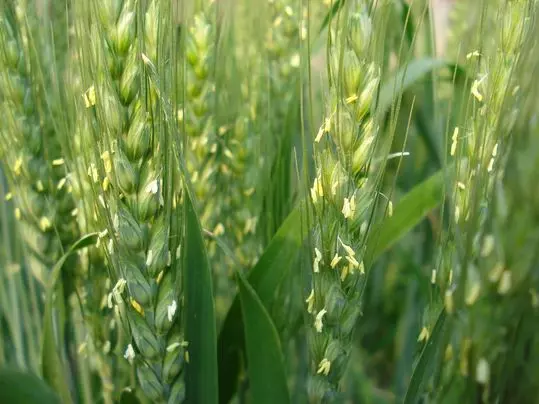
[
  {"left": 305, "top": 2, "right": 383, "bottom": 400},
  {"left": 76, "top": 1, "right": 185, "bottom": 402},
  {"left": 0, "top": 2, "right": 79, "bottom": 286}
]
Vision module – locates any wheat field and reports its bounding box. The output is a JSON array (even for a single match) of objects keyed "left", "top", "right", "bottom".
[{"left": 1, "top": 0, "right": 539, "bottom": 403}]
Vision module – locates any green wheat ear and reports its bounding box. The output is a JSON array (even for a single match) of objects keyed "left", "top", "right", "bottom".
[
  {"left": 0, "top": 2, "right": 79, "bottom": 285},
  {"left": 424, "top": 0, "right": 538, "bottom": 400},
  {"left": 305, "top": 1, "right": 387, "bottom": 399},
  {"left": 75, "top": 0, "right": 186, "bottom": 402}
]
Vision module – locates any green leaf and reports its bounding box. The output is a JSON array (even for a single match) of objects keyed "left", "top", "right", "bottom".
[
  {"left": 377, "top": 58, "right": 463, "bottom": 119},
  {"left": 41, "top": 233, "right": 98, "bottom": 404},
  {"left": 183, "top": 188, "right": 218, "bottom": 404},
  {"left": 0, "top": 368, "right": 61, "bottom": 404},
  {"left": 236, "top": 272, "right": 290, "bottom": 404},
  {"left": 365, "top": 167, "right": 447, "bottom": 267},
  {"left": 404, "top": 309, "right": 449, "bottom": 404},
  {"left": 218, "top": 203, "right": 305, "bottom": 403}
]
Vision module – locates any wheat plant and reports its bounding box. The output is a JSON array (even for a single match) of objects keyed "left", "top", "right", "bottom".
[{"left": 1, "top": 0, "right": 539, "bottom": 404}]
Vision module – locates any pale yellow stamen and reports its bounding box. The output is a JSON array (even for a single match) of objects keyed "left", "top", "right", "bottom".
[
  {"left": 487, "top": 157, "right": 495, "bottom": 173},
  {"left": 131, "top": 298, "right": 144, "bottom": 315},
  {"left": 88, "top": 163, "right": 99, "bottom": 183},
  {"left": 450, "top": 127, "right": 459, "bottom": 156},
  {"left": 476, "top": 358, "right": 490, "bottom": 385},
  {"left": 166, "top": 342, "right": 181, "bottom": 352},
  {"left": 123, "top": 344, "right": 135, "bottom": 364},
  {"left": 338, "top": 237, "right": 355, "bottom": 257},
  {"left": 83, "top": 85, "right": 96, "bottom": 108},
  {"left": 290, "top": 53, "right": 300, "bottom": 68},
  {"left": 310, "top": 176, "right": 324, "bottom": 203},
  {"left": 317, "top": 358, "right": 331, "bottom": 376},
  {"left": 345, "top": 255, "right": 360, "bottom": 269},
  {"left": 498, "top": 271, "right": 512, "bottom": 294},
  {"left": 305, "top": 289, "right": 315, "bottom": 314},
  {"left": 313, "top": 248, "right": 322, "bottom": 273},
  {"left": 39, "top": 217, "right": 52, "bottom": 231},
  {"left": 342, "top": 195, "right": 356, "bottom": 220},
  {"left": 471, "top": 78, "right": 484, "bottom": 102},
  {"left": 145, "top": 250, "right": 154, "bottom": 267},
  {"left": 330, "top": 254, "right": 342, "bottom": 269},
  {"left": 14, "top": 157, "right": 23, "bottom": 176},
  {"left": 417, "top": 326, "right": 429, "bottom": 342},
  {"left": 213, "top": 223, "right": 225, "bottom": 236},
  {"left": 101, "top": 151, "right": 112, "bottom": 174},
  {"left": 57, "top": 177, "right": 67, "bottom": 190},
  {"left": 314, "top": 308, "right": 327, "bottom": 332},
  {"left": 340, "top": 265, "right": 349, "bottom": 281},
  {"left": 167, "top": 300, "right": 177, "bottom": 322},
  {"left": 145, "top": 180, "right": 159, "bottom": 195},
  {"left": 345, "top": 94, "right": 358, "bottom": 104},
  {"left": 465, "top": 282, "right": 481, "bottom": 306}
]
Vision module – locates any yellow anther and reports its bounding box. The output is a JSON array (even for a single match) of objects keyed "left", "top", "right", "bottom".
[
  {"left": 345, "top": 94, "right": 358, "bottom": 104},
  {"left": 305, "top": 289, "right": 315, "bottom": 314},
  {"left": 130, "top": 299, "right": 144, "bottom": 315},
  {"left": 314, "top": 308, "right": 327, "bottom": 332},
  {"left": 101, "top": 151, "right": 112, "bottom": 174},
  {"left": 156, "top": 270, "right": 164, "bottom": 285},
  {"left": 417, "top": 326, "right": 429, "bottom": 342},
  {"left": 57, "top": 177, "right": 67, "bottom": 190},
  {"left": 14, "top": 157, "right": 23, "bottom": 176},
  {"left": 330, "top": 254, "right": 342, "bottom": 268},
  {"left": 313, "top": 248, "right": 322, "bottom": 273},
  {"left": 83, "top": 85, "right": 96, "bottom": 108},
  {"left": 317, "top": 358, "right": 331, "bottom": 376},
  {"left": 340, "top": 265, "right": 349, "bottom": 282},
  {"left": 213, "top": 223, "right": 225, "bottom": 236},
  {"left": 450, "top": 127, "right": 459, "bottom": 156},
  {"left": 471, "top": 77, "right": 485, "bottom": 102},
  {"left": 39, "top": 216, "right": 52, "bottom": 231}
]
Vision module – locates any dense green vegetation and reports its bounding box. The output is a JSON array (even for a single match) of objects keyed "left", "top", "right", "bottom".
[{"left": 1, "top": 0, "right": 539, "bottom": 403}]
